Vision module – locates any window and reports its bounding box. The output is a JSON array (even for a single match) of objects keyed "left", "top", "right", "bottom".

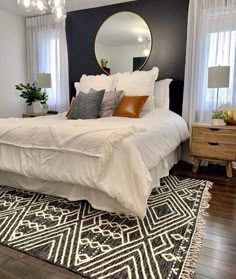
[
  {"left": 26, "top": 15, "right": 69, "bottom": 112},
  {"left": 206, "top": 30, "right": 236, "bottom": 107}
]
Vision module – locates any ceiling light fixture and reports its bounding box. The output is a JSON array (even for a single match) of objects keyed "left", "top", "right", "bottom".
[
  {"left": 143, "top": 48, "right": 150, "bottom": 56},
  {"left": 17, "top": 0, "right": 67, "bottom": 22},
  {"left": 137, "top": 36, "right": 143, "bottom": 43}
]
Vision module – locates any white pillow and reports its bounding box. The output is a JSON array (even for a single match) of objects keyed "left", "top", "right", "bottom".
[
  {"left": 76, "top": 74, "right": 116, "bottom": 94},
  {"left": 74, "top": 82, "right": 81, "bottom": 95},
  {"left": 115, "top": 67, "right": 159, "bottom": 111},
  {"left": 154, "top": 79, "right": 173, "bottom": 109}
]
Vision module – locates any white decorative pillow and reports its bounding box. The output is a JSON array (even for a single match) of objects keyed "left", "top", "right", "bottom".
[
  {"left": 77, "top": 74, "right": 116, "bottom": 94},
  {"left": 74, "top": 82, "right": 81, "bottom": 95},
  {"left": 115, "top": 67, "right": 159, "bottom": 111},
  {"left": 154, "top": 79, "right": 173, "bottom": 109}
]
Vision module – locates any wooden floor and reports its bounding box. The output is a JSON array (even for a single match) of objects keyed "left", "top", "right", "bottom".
[
  {"left": 0, "top": 161, "right": 235, "bottom": 279},
  {"left": 171, "top": 161, "right": 236, "bottom": 279}
]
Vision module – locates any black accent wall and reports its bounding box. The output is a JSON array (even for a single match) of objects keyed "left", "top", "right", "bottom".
[{"left": 66, "top": 0, "right": 189, "bottom": 101}]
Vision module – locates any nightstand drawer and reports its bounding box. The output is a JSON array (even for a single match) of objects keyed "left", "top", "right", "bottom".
[
  {"left": 191, "top": 141, "right": 236, "bottom": 161},
  {"left": 192, "top": 127, "right": 236, "bottom": 145}
]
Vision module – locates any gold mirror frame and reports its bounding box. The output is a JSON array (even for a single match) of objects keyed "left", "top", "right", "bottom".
[{"left": 94, "top": 11, "right": 152, "bottom": 75}]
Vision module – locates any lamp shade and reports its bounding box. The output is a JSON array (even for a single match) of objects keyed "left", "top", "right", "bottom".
[
  {"left": 37, "top": 73, "right": 51, "bottom": 88},
  {"left": 208, "top": 66, "right": 230, "bottom": 88}
]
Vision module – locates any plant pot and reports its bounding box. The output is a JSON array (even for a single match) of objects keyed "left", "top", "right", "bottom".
[
  {"left": 211, "top": 119, "right": 226, "bottom": 126},
  {"left": 43, "top": 104, "right": 48, "bottom": 114},
  {"left": 32, "top": 101, "right": 43, "bottom": 113}
]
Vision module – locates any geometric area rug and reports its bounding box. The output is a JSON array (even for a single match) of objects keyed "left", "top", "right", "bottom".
[{"left": 0, "top": 175, "right": 211, "bottom": 279}]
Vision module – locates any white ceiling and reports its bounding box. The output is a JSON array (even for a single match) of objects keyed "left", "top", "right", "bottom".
[
  {"left": 0, "top": 0, "right": 135, "bottom": 17},
  {"left": 96, "top": 12, "right": 151, "bottom": 46}
]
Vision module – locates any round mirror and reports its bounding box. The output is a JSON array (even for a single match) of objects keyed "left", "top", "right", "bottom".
[{"left": 95, "top": 12, "right": 152, "bottom": 75}]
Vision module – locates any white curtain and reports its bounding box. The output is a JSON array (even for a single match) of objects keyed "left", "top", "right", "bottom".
[
  {"left": 183, "top": 0, "right": 236, "bottom": 125},
  {"left": 26, "top": 15, "right": 69, "bottom": 112}
]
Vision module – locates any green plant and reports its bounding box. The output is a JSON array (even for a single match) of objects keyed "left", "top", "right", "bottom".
[
  {"left": 211, "top": 109, "right": 227, "bottom": 120},
  {"left": 15, "top": 82, "right": 48, "bottom": 106}
]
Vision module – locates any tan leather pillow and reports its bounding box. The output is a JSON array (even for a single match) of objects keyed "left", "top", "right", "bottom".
[
  {"left": 113, "top": 96, "right": 149, "bottom": 118},
  {"left": 66, "top": 97, "right": 76, "bottom": 117}
]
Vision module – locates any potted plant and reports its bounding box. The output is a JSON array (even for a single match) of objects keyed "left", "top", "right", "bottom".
[
  {"left": 211, "top": 109, "right": 227, "bottom": 125},
  {"left": 15, "top": 82, "right": 48, "bottom": 113}
]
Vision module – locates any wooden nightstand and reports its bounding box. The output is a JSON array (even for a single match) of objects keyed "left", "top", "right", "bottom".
[
  {"left": 22, "top": 113, "right": 47, "bottom": 118},
  {"left": 22, "top": 111, "right": 58, "bottom": 118},
  {"left": 191, "top": 122, "right": 236, "bottom": 178}
]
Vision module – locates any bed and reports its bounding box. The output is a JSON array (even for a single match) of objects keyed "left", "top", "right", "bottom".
[{"left": 0, "top": 106, "right": 188, "bottom": 218}]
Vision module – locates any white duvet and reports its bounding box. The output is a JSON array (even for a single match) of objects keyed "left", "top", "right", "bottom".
[{"left": 0, "top": 109, "right": 189, "bottom": 218}]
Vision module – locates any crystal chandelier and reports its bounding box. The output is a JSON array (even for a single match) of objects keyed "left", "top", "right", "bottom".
[{"left": 17, "top": 0, "right": 67, "bottom": 22}]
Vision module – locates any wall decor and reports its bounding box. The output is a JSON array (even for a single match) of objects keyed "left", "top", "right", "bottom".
[
  {"left": 66, "top": 0, "right": 189, "bottom": 110},
  {"left": 95, "top": 11, "right": 152, "bottom": 75}
]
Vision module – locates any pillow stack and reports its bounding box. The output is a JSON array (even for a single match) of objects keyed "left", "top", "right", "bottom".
[
  {"left": 89, "top": 89, "right": 123, "bottom": 118},
  {"left": 68, "top": 73, "right": 124, "bottom": 119},
  {"left": 75, "top": 74, "right": 115, "bottom": 93},
  {"left": 67, "top": 67, "right": 166, "bottom": 119},
  {"left": 115, "top": 67, "right": 159, "bottom": 112}
]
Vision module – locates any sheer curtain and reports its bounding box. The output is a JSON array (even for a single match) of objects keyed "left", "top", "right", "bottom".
[
  {"left": 26, "top": 15, "right": 69, "bottom": 112},
  {"left": 183, "top": 0, "right": 236, "bottom": 125}
]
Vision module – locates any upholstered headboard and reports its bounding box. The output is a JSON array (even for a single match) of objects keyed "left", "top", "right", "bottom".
[{"left": 169, "top": 80, "right": 184, "bottom": 116}]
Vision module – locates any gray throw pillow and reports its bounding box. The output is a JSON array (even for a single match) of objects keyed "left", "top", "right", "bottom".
[
  {"left": 89, "top": 89, "right": 123, "bottom": 118},
  {"left": 68, "top": 90, "right": 105, "bottom": 119}
]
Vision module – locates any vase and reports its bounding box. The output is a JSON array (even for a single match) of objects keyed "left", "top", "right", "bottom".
[
  {"left": 225, "top": 110, "right": 236, "bottom": 125},
  {"left": 212, "top": 119, "right": 226, "bottom": 126},
  {"left": 32, "top": 101, "right": 43, "bottom": 113}
]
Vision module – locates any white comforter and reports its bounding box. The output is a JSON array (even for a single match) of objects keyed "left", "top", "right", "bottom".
[{"left": 0, "top": 109, "right": 189, "bottom": 218}]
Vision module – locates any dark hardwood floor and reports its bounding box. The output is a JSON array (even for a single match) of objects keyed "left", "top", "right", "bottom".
[
  {"left": 171, "top": 161, "right": 236, "bottom": 279},
  {"left": 0, "top": 161, "right": 235, "bottom": 279}
]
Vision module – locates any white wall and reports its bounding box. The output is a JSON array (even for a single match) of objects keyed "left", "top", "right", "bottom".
[
  {"left": 96, "top": 43, "right": 148, "bottom": 74},
  {"left": 109, "top": 44, "right": 147, "bottom": 74},
  {"left": 95, "top": 43, "right": 111, "bottom": 69},
  {"left": 0, "top": 9, "right": 27, "bottom": 118}
]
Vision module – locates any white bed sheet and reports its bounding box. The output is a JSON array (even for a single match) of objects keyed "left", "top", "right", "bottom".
[
  {"left": 0, "top": 147, "right": 180, "bottom": 215},
  {"left": 0, "top": 109, "right": 189, "bottom": 218}
]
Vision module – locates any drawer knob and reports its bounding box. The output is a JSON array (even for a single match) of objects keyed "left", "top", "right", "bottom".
[
  {"left": 208, "top": 142, "right": 219, "bottom": 146},
  {"left": 209, "top": 128, "right": 220, "bottom": 131}
]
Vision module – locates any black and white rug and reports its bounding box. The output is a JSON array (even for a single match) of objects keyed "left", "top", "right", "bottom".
[{"left": 0, "top": 176, "right": 211, "bottom": 279}]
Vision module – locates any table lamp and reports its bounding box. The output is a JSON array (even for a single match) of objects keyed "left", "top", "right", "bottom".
[
  {"left": 37, "top": 73, "right": 51, "bottom": 113},
  {"left": 37, "top": 73, "right": 51, "bottom": 89},
  {"left": 208, "top": 66, "right": 230, "bottom": 109}
]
